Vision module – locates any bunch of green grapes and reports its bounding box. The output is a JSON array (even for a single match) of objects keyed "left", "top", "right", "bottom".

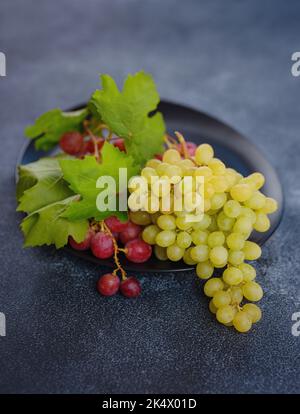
[{"left": 129, "top": 143, "right": 278, "bottom": 333}]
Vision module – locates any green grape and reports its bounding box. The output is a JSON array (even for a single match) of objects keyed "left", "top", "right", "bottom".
[
  {"left": 238, "top": 263, "right": 256, "bottom": 282},
  {"left": 152, "top": 176, "right": 171, "bottom": 197},
  {"left": 253, "top": 212, "right": 270, "bottom": 232},
  {"left": 242, "top": 281, "right": 263, "bottom": 301},
  {"left": 224, "top": 200, "right": 241, "bottom": 218},
  {"left": 196, "top": 260, "right": 214, "bottom": 279},
  {"left": 130, "top": 211, "right": 152, "bottom": 225},
  {"left": 194, "top": 166, "right": 213, "bottom": 179},
  {"left": 191, "top": 229, "right": 208, "bottom": 245},
  {"left": 209, "top": 299, "right": 218, "bottom": 314},
  {"left": 203, "top": 182, "right": 215, "bottom": 199},
  {"left": 165, "top": 164, "right": 183, "bottom": 183},
  {"left": 228, "top": 250, "right": 245, "bottom": 266},
  {"left": 156, "top": 162, "right": 169, "bottom": 176},
  {"left": 163, "top": 148, "right": 182, "bottom": 164},
  {"left": 176, "top": 231, "right": 192, "bottom": 249},
  {"left": 239, "top": 207, "right": 257, "bottom": 224},
  {"left": 210, "top": 193, "right": 227, "bottom": 210},
  {"left": 243, "top": 303, "right": 262, "bottom": 323},
  {"left": 243, "top": 241, "right": 261, "bottom": 260},
  {"left": 233, "top": 311, "right": 252, "bottom": 332},
  {"left": 183, "top": 247, "right": 198, "bottom": 265},
  {"left": 141, "top": 166, "right": 158, "bottom": 183},
  {"left": 167, "top": 244, "right": 185, "bottom": 261},
  {"left": 155, "top": 230, "right": 176, "bottom": 247},
  {"left": 224, "top": 168, "right": 239, "bottom": 188},
  {"left": 226, "top": 232, "right": 245, "bottom": 250},
  {"left": 233, "top": 216, "right": 253, "bottom": 234},
  {"left": 204, "top": 278, "right": 224, "bottom": 297},
  {"left": 142, "top": 224, "right": 160, "bottom": 245},
  {"left": 212, "top": 290, "right": 231, "bottom": 308},
  {"left": 190, "top": 245, "right": 210, "bottom": 262},
  {"left": 247, "top": 172, "right": 265, "bottom": 190},
  {"left": 216, "top": 305, "right": 235, "bottom": 324},
  {"left": 178, "top": 159, "right": 195, "bottom": 176},
  {"left": 217, "top": 212, "right": 235, "bottom": 231},
  {"left": 146, "top": 158, "right": 161, "bottom": 169},
  {"left": 207, "top": 215, "right": 219, "bottom": 232},
  {"left": 230, "top": 286, "right": 243, "bottom": 304},
  {"left": 157, "top": 214, "right": 176, "bottom": 230},
  {"left": 195, "top": 143, "right": 214, "bottom": 165},
  {"left": 154, "top": 245, "right": 168, "bottom": 261},
  {"left": 207, "top": 231, "right": 225, "bottom": 247},
  {"left": 209, "top": 246, "right": 228, "bottom": 266},
  {"left": 208, "top": 158, "right": 226, "bottom": 175},
  {"left": 210, "top": 176, "right": 228, "bottom": 193},
  {"left": 230, "top": 183, "right": 253, "bottom": 202},
  {"left": 176, "top": 216, "right": 193, "bottom": 231},
  {"left": 223, "top": 267, "right": 244, "bottom": 285},
  {"left": 193, "top": 214, "right": 211, "bottom": 230},
  {"left": 244, "top": 191, "right": 266, "bottom": 210},
  {"left": 260, "top": 197, "right": 278, "bottom": 214}
]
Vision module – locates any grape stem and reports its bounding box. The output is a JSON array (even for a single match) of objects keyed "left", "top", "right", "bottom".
[
  {"left": 102, "top": 221, "right": 127, "bottom": 281},
  {"left": 174, "top": 131, "right": 188, "bottom": 159}
]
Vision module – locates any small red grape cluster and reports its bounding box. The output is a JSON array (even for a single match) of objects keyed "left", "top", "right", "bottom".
[
  {"left": 59, "top": 131, "right": 125, "bottom": 158},
  {"left": 69, "top": 216, "right": 152, "bottom": 298}
]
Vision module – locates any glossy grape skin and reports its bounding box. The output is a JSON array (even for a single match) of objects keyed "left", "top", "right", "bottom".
[
  {"left": 196, "top": 261, "right": 214, "bottom": 279},
  {"left": 233, "top": 311, "right": 252, "bottom": 333},
  {"left": 119, "top": 222, "right": 142, "bottom": 244},
  {"left": 195, "top": 144, "right": 214, "bottom": 165},
  {"left": 204, "top": 278, "right": 224, "bottom": 297},
  {"left": 120, "top": 277, "right": 141, "bottom": 298},
  {"left": 243, "top": 303, "right": 262, "bottom": 323},
  {"left": 216, "top": 305, "right": 235, "bottom": 324},
  {"left": 167, "top": 244, "right": 185, "bottom": 261},
  {"left": 105, "top": 216, "right": 128, "bottom": 233},
  {"left": 69, "top": 227, "right": 94, "bottom": 250},
  {"left": 91, "top": 231, "right": 114, "bottom": 259},
  {"left": 97, "top": 273, "right": 120, "bottom": 296},
  {"left": 154, "top": 245, "right": 168, "bottom": 261},
  {"left": 242, "top": 281, "right": 263, "bottom": 301},
  {"left": 125, "top": 239, "right": 152, "bottom": 263},
  {"left": 59, "top": 131, "right": 83, "bottom": 155},
  {"left": 130, "top": 211, "right": 152, "bottom": 226}
]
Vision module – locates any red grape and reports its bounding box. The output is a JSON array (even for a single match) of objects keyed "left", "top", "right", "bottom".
[
  {"left": 105, "top": 216, "right": 128, "bottom": 233},
  {"left": 59, "top": 131, "right": 83, "bottom": 155},
  {"left": 125, "top": 239, "right": 152, "bottom": 263},
  {"left": 155, "top": 153, "right": 163, "bottom": 160},
  {"left": 178, "top": 141, "right": 197, "bottom": 156},
  {"left": 97, "top": 273, "right": 120, "bottom": 296},
  {"left": 111, "top": 138, "right": 126, "bottom": 152},
  {"left": 91, "top": 231, "right": 114, "bottom": 259},
  {"left": 119, "top": 222, "right": 142, "bottom": 245},
  {"left": 69, "top": 227, "right": 94, "bottom": 250},
  {"left": 85, "top": 137, "right": 105, "bottom": 153},
  {"left": 120, "top": 277, "right": 141, "bottom": 298}
]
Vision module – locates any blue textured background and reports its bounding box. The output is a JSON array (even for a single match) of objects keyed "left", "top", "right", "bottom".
[{"left": 0, "top": 0, "right": 299, "bottom": 394}]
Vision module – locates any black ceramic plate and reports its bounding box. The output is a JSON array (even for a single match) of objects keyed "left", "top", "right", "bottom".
[{"left": 17, "top": 100, "right": 283, "bottom": 272}]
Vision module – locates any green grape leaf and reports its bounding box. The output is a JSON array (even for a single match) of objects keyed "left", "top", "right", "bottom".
[
  {"left": 17, "top": 157, "right": 73, "bottom": 213},
  {"left": 60, "top": 142, "right": 139, "bottom": 221},
  {"left": 90, "top": 71, "right": 165, "bottom": 165},
  {"left": 25, "top": 108, "right": 88, "bottom": 151},
  {"left": 21, "top": 196, "right": 89, "bottom": 249}
]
